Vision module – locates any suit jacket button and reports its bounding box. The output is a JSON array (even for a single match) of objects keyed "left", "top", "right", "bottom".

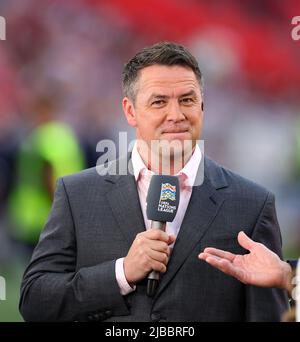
[
  {"left": 93, "top": 313, "right": 100, "bottom": 321},
  {"left": 87, "top": 314, "right": 94, "bottom": 321},
  {"left": 151, "top": 313, "right": 161, "bottom": 322},
  {"left": 105, "top": 310, "right": 112, "bottom": 318},
  {"left": 98, "top": 312, "right": 105, "bottom": 320}
]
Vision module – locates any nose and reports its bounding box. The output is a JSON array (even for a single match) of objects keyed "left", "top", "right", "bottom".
[{"left": 166, "top": 100, "right": 186, "bottom": 122}]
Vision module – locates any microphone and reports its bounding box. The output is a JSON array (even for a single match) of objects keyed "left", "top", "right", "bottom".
[{"left": 146, "top": 175, "right": 180, "bottom": 297}]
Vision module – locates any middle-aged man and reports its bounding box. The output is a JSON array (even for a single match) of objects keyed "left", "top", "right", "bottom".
[{"left": 19, "top": 42, "right": 288, "bottom": 322}]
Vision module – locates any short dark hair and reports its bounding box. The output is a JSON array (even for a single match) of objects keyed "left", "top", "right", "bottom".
[{"left": 122, "top": 41, "right": 203, "bottom": 102}]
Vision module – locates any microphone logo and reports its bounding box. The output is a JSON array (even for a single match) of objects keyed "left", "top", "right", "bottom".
[
  {"left": 160, "top": 183, "right": 176, "bottom": 201},
  {"left": 158, "top": 183, "right": 177, "bottom": 214}
]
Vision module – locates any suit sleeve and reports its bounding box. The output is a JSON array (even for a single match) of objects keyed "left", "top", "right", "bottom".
[
  {"left": 19, "top": 178, "right": 130, "bottom": 321},
  {"left": 245, "top": 191, "right": 289, "bottom": 322}
]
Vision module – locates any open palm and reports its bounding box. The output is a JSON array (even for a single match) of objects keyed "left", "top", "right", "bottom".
[{"left": 198, "top": 231, "right": 291, "bottom": 289}]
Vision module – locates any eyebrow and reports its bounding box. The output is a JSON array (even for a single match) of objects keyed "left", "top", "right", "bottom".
[
  {"left": 148, "top": 90, "right": 198, "bottom": 102},
  {"left": 148, "top": 94, "right": 169, "bottom": 102},
  {"left": 179, "top": 90, "right": 198, "bottom": 98}
]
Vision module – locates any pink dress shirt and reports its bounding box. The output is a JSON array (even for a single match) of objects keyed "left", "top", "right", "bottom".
[{"left": 115, "top": 143, "right": 202, "bottom": 295}]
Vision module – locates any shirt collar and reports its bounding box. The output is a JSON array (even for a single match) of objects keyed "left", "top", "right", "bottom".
[
  {"left": 131, "top": 143, "right": 151, "bottom": 181},
  {"left": 178, "top": 143, "right": 202, "bottom": 187},
  {"left": 131, "top": 142, "right": 202, "bottom": 186}
]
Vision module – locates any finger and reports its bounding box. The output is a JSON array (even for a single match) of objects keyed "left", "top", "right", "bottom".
[
  {"left": 148, "top": 240, "right": 170, "bottom": 255},
  {"left": 205, "top": 257, "right": 246, "bottom": 282},
  {"left": 202, "top": 247, "right": 236, "bottom": 262},
  {"left": 198, "top": 252, "right": 206, "bottom": 260},
  {"left": 198, "top": 252, "right": 222, "bottom": 261},
  {"left": 145, "top": 229, "right": 170, "bottom": 243},
  {"left": 237, "top": 231, "right": 256, "bottom": 251},
  {"left": 168, "top": 235, "right": 176, "bottom": 245},
  {"left": 147, "top": 248, "right": 169, "bottom": 265},
  {"left": 151, "top": 259, "right": 167, "bottom": 273}
]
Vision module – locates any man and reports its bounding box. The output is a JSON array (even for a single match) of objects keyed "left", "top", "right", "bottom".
[{"left": 19, "top": 42, "right": 288, "bottom": 322}]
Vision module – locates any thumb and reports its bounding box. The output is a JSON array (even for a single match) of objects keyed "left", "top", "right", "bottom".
[
  {"left": 168, "top": 235, "right": 176, "bottom": 245},
  {"left": 237, "top": 231, "right": 256, "bottom": 251}
]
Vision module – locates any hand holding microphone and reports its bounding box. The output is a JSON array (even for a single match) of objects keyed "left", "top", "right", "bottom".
[
  {"left": 123, "top": 175, "right": 179, "bottom": 296},
  {"left": 146, "top": 175, "right": 180, "bottom": 296}
]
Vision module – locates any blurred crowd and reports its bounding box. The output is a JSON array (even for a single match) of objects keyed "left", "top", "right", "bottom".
[{"left": 0, "top": 0, "right": 299, "bottom": 321}]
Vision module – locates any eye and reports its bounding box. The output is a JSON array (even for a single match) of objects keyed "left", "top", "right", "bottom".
[
  {"left": 151, "top": 100, "right": 166, "bottom": 107},
  {"left": 180, "top": 97, "right": 194, "bottom": 105}
]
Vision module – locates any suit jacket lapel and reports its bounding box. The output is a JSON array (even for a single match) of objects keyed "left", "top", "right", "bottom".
[
  {"left": 154, "top": 157, "right": 227, "bottom": 299},
  {"left": 104, "top": 157, "right": 146, "bottom": 248}
]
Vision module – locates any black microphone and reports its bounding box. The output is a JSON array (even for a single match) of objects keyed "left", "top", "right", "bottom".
[{"left": 146, "top": 175, "right": 180, "bottom": 297}]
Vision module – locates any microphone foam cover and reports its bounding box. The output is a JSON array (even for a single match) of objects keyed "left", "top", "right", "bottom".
[{"left": 146, "top": 175, "right": 180, "bottom": 222}]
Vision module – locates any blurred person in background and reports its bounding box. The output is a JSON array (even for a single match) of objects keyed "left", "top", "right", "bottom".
[
  {"left": 8, "top": 95, "right": 85, "bottom": 253},
  {"left": 0, "top": 130, "right": 19, "bottom": 264}
]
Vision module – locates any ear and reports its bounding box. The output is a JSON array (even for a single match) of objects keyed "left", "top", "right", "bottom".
[{"left": 122, "top": 97, "right": 137, "bottom": 127}]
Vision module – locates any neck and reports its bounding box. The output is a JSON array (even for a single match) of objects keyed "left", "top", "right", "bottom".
[{"left": 136, "top": 141, "right": 194, "bottom": 175}]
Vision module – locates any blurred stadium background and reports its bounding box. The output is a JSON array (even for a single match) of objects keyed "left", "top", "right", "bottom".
[{"left": 0, "top": 0, "right": 300, "bottom": 321}]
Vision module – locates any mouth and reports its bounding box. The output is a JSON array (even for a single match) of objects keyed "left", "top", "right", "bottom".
[
  {"left": 161, "top": 128, "right": 189, "bottom": 137},
  {"left": 162, "top": 129, "right": 188, "bottom": 133},
  {"left": 161, "top": 126, "right": 189, "bottom": 133}
]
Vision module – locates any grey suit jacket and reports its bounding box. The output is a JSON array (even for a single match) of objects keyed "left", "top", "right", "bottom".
[{"left": 19, "top": 156, "right": 288, "bottom": 321}]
